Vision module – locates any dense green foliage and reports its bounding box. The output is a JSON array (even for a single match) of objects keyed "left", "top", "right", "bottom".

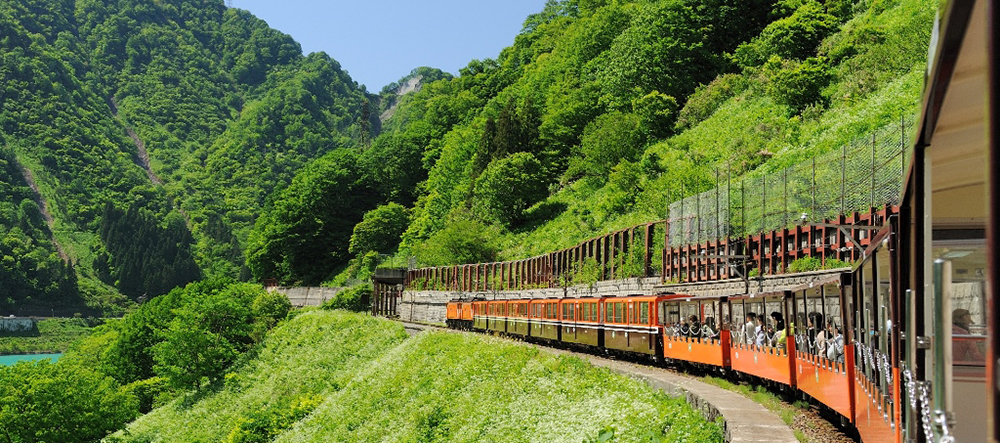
[
  {"left": 113, "top": 311, "right": 721, "bottom": 443},
  {"left": 269, "top": 0, "right": 934, "bottom": 286},
  {"left": 0, "top": 149, "right": 81, "bottom": 312},
  {"left": 245, "top": 150, "right": 378, "bottom": 285},
  {"left": 0, "top": 0, "right": 376, "bottom": 311},
  {"left": 71, "top": 279, "right": 287, "bottom": 388},
  {"left": 349, "top": 203, "right": 409, "bottom": 256},
  {"left": 0, "top": 360, "right": 138, "bottom": 443}
]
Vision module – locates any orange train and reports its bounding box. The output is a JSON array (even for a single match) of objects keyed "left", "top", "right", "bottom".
[
  {"left": 447, "top": 0, "right": 999, "bottom": 441},
  {"left": 445, "top": 275, "right": 868, "bottom": 429}
]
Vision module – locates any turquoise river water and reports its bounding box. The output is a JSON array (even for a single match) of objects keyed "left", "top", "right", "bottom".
[{"left": 0, "top": 353, "right": 62, "bottom": 366}]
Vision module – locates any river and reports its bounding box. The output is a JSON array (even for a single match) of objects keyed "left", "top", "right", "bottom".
[{"left": 0, "top": 353, "right": 62, "bottom": 366}]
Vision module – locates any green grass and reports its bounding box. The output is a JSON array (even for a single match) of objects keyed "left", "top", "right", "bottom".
[
  {"left": 115, "top": 310, "right": 409, "bottom": 442},
  {"left": 0, "top": 318, "right": 95, "bottom": 354},
  {"left": 115, "top": 312, "right": 722, "bottom": 443}
]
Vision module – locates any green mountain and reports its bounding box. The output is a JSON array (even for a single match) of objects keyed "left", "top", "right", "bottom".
[
  {"left": 0, "top": 0, "right": 377, "bottom": 312},
  {"left": 1, "top": 0, "right": 938, "bottom": 305},
  {"left": 250, "top": 0, "right": 934, "bottom": 285}
]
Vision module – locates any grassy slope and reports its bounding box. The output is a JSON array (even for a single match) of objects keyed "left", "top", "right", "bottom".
[
  {"left": 0, "top": 319, "right": 94, "bottom": 354},
  {"left": 496, "top": 0, "right": 933, "bottom": 259},
  {"left": 119, "top": 311, "right": 721, "bottom": 443}
]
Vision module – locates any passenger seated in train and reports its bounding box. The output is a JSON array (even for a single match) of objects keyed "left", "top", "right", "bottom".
[
  {"left": 687, "top": 315, "right": 701, "bottom": 338},
  {"left": 700, "top": 317, "right": 718, "bottom": 341},
  {"left": 744, "top": 312, "right": 757, "bottom": 345},
  {"left": 754, "top": 315, "right": 766, "bottom": 347},
  {"left": 809, "top": 313, "right": 827, "bottom": 356},
  {"left": 826, "top": 322, "right": 844, "bottom": 362},
  {"left": 952, "top": 308, "right": 985, "bottom": 364},
  {"left": 770, "top": 312, "right": 787, "bottom": 350}
]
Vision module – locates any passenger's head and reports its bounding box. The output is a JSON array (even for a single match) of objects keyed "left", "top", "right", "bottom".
[
  {"left": 953, "top": 309, "right": 973, "bottom": 328},
  {"left": 746, "top": 312, "right": 757, "bottom": 322},
  {"left": 770, "top": 312, "right": 785, "bottom": 330},
  {"left": 810, "top": 313, "right": 824, "bottom": 331}
]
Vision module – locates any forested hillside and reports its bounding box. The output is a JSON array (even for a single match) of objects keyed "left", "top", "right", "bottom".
[
  {"left": 1, "top": 0, "right": 937, "bottom": 306},
  {"left": 0, "top": 0, "right": 384, "bottom": 312},
  {"left": 250, "top": 0, "right": 935, "bottom": 285}
]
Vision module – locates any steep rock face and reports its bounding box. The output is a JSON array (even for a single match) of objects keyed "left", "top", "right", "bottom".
[{"left": 379, "top": 74, "right": 424, "bottom": 123}]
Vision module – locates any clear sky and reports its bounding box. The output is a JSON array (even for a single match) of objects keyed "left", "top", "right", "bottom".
[{"left": 234, "top": 0, "right": 549, "bottom": 92}]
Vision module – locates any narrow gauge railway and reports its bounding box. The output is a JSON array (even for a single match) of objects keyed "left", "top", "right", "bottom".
[{"left": 439, "top": 0, "right": 999, "bottom": 442}]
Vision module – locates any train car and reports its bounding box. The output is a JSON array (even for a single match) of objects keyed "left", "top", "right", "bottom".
[
  {"left": 882, "top": 0, "right": 994, "bottom": 440},
  {"left": 485, "top": 299, "right": 508, "bottom": 333},
  {"left": 445, "top": 298, "right": 476, "bottom": 330},
  {"left": 787, "top": 274, "right": 854, "bottom": 423},
  {"left": 472, "top": 299, "right": 489, "bottom": 330},
  {"left": 601, "top": 295, "right": 664, "bottom": 356},
  {"left": 528, "top": 298, "right": 560, "bottom": 341},
  {"left": 727, "top": 291, "right": 796, "bottom": 387},
  {"left": 559, "top": 297, "right": 603, "bottom": 347},
  {"left": 507, "top": 299, "right": 530, "bottom": 336},
  {"left": 661, "top": 295, "right": 731, "bottom": 369}
]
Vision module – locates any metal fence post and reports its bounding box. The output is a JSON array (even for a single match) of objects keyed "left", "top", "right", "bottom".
[
  {"left": 812, "top": 157, "right": 816, "bottom": 221},
  {"left": 841, "top": 142, "right": 847, "bottom": 215},
  {"left": 871, "top": 132, "right": 877, "bottom": 209}
]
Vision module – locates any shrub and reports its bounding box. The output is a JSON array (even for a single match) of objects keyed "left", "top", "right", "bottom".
[
  {"left": 675, "top": 74, "right": 746, "bottom": 130},
  {"left": 732, "top": 1, "right": 839, "bottom": 68},
  {"left": 763, "top": 56, "right": 832, "bottom": 112},
  {"left": 321, "top": 285, "right": 371, "bottom": 313},
  {"left": 223, "top": 394, "right": 324, "bottom": 443},
  {"left": 411, "top": 217, "right": 500, "bottom": 266},
  {"left": 574, "top": 111, "right": 645, "bottom": 179}
]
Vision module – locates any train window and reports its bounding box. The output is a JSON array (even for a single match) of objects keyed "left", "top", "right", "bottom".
[
  {"left": 629, "top": 303, "right": 635, "bottom": 324},
  {"left": 614, "top": 302, "right": 624, "bottom": 323},
  {"left": 605, "top": 303, "right": 613, "bottom": 323},
  {"left": 639, "top": 302, "right": 649, "bottom": 324},
  {"left": 933, "top": 237, "right": 987, "bottom": 367}
]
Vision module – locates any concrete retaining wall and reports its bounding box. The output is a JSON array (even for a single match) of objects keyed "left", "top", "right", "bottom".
[
  {"left": 269, "top": 287, "right": 343, "bottom": 307},
  {"left": 0, "top": 318, "right": 36, "bottom": 333}
]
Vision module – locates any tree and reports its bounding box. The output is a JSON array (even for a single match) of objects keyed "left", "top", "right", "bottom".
[
  {"left": 472, "top": 152, "right": 548, "bottom": 227},
  {"left": 571, "top": 111, "right": 644, "bottom": 179},
  {"left": 152, "top": 283, "right": 266, "bottom": 389},
  {"left": 349, "top": 203, "right": 409, "bottom": 255},
  {"left": 732, "top": 1, "right": 839, "bottom": 68}
]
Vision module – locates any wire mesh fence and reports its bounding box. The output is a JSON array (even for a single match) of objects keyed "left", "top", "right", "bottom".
[{"left": 668, "top": 116, "right": 913, "bottom": 246}]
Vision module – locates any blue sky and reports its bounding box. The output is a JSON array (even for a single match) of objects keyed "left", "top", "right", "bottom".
[{"left": 235, "top": 0, "right": 548, "bottom": 92}]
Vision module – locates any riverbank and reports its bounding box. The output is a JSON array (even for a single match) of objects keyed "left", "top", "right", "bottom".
[{"left": 0, "top": 318, "right": 96, "bottom": 354}]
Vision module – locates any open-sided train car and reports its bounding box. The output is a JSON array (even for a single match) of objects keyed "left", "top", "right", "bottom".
[{"left": 661, "top": 295, "right": 731, "bottom": 368}]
